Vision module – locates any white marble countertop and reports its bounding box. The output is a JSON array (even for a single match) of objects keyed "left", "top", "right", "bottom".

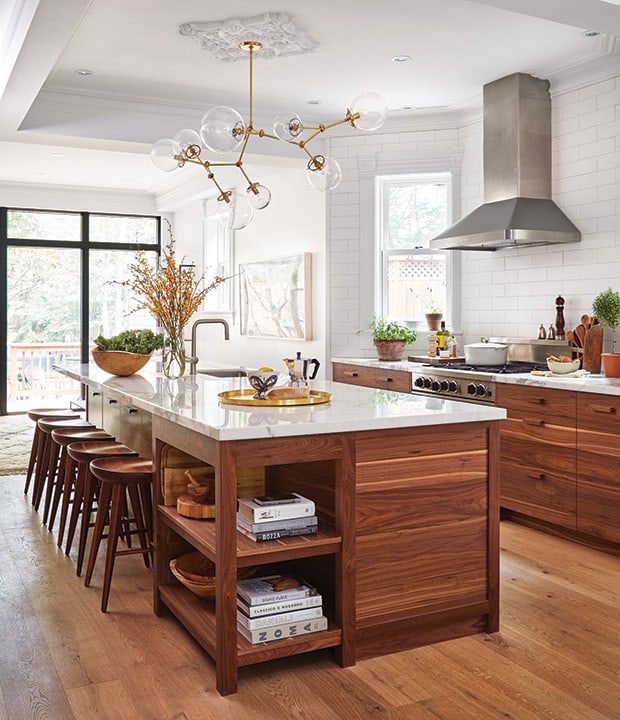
[
  {"left": 332, "top": 357, "right": 620, "bottom": 397},
  {"left": 56, "top": 361, "right": 505, "bottom": 442}
]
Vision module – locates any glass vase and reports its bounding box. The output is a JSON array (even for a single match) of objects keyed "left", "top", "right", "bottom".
[{"left": 162, "top": 329, "right": 186, "bottom": 379}]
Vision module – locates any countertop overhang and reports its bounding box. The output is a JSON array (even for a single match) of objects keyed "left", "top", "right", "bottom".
[{"left": 56, "top": 362, "right": 505, "bottom": 442}]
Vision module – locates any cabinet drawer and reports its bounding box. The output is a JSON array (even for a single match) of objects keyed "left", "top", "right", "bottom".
[
  {"left": 501, "top": 459, "right": 576, "bottom": 528},
  {"left": 577, "top": 474, "right": 620, "bottom": 544},
  {"left": 333, "top": 363, "right": 411, "bottom": 393},
  {"left": 577, "top": 393, "right": 620, "bottom": 433},
  {"left": 500, "top": 418, "right": 576, "bottom": 474},
  {"left": 496, "top": 384, "right": 576, "bottom": 424}
]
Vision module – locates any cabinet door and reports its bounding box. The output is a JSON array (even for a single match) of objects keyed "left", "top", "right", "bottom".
[
  {"left": 577, "top": 393, "right": 620, "bottom": 543},
  {"left": 120, "top": 399, "right": 152, "bottom": 458},
  {"left": 87, "top": 386, "right": 103, "bottom": 427},
  {"left": 102, "top": 393, "right": 121, "bottom": 438},
  {"left": 332, "top": 363, "right": 411, "bottom": 393}
]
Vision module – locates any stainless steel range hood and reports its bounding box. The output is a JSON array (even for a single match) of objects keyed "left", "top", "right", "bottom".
[{"left": 431, "top": 73, "right": 580, "bottom": 251}]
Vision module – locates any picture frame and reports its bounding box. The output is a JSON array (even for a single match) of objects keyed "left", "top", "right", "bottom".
[{"left": 239, "top": 253, "right": 312, "bottom": 340}]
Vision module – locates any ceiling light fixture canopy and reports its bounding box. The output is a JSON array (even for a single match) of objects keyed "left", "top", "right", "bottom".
[{"left": 150, "top": 40, "right": 387, "bottom": 229}]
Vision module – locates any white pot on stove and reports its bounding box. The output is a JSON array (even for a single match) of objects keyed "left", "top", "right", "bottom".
[{"left": 464, "top": 342, "right": 508, "bottom": 366}]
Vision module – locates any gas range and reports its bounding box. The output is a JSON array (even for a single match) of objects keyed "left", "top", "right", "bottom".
[{"left": 411, "top": 361, "right": 546, "bottom": 404}]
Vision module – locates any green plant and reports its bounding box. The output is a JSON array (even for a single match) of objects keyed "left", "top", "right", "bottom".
[
  {"left": 368, "top": 316, "right": 417, "bottom": 345},
  {"left": 592, "top": 287, "right": 620, "bottom": 353},
  {"left": 94, "top": 329, "right": 164, "bottom": 355}
]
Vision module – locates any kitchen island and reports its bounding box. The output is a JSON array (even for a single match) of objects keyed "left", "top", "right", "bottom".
[{"left": 57, "top": 363, "right": 505, "bottom": 695}]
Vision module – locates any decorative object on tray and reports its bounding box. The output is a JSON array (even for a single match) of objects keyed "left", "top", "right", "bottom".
[
  {"left": 283, "top": 352, "right": 320, "bottom": 386},
  {"left": 592, "top": 287, "right": 620, "bottom": 377},
  {"left": 218, "top": 389, "right": 331, "bottom": 406},
  {"left": 361, "top": 315, "right": 417, "bottom": 361},
  {"left": 120, "top": 219, "right": 228, "bottom": 379},
  {"left": 91, "top": 329, "right": 164, "bottom": 376},
  {"left": 247, "top": 368, "right": 279, "bottom": 399}
]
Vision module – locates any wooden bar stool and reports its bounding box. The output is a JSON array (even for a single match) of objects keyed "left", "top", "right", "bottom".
[
  {"left": 86, "top": 457, "right": 153, "bottom": 612},
  {"left": 32, "top": 418, "right": 94, "bottom": 519},
  {"left": 49, "top": 428, "right": 115, "bottom": 543},
  {"left": 24, "top": 409, "right": 80, "bottom": 496},
  {"left": 65, "top": 441, "right": 138, "bottom": 577}
]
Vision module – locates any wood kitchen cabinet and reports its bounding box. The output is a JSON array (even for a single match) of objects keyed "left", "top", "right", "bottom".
[
  {"left": 496, "top": 384, "right": 577, "bottom": 530},
  {"left": 576, "top": 393, "right": 620, "bottom": 544},
  {"left": 89, "top": 389, "right": 152, "bottom": 458},
  {"left": 332, "top": 362, "right": 412, "bottom": 392}
]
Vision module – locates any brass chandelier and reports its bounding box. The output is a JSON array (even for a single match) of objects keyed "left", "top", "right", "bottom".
[{"left": 150, "top": 41, "right": 387, "bottom": 229}]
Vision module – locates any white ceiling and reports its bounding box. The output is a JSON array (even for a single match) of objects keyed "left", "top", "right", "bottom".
[{"left": 1, "top": 0, "right": 620, "bottom": 196}]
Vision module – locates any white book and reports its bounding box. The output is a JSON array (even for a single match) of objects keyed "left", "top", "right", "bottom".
[
  {"left": 237, "top": 605, "right": 323, "bottom": 630},
  {"left": 237, "top": 615, "right": 328, "bottom": 644},
  {"left": 237, "top": 574, "right": 318, "bottom": 606},
  {"left": 237, "top": 593, "right": 323, "bottom": 618},
  {"left": 237, "top": 494, "right": 315, "bottom": 524},
  {"left": 236, "top": 513, "right": 318, "bottom": 534}
]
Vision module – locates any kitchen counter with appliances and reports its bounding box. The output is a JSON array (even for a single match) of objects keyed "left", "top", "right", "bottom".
[{"left": 56, "top": 362, "right": 504, "bottom": 695}]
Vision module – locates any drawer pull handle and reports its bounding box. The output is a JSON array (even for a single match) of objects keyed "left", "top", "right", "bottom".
[
  {"left": 128, "top": 408, "right": 138, "bottom": 414},
  {"left": 523, "top": 418, "right": 544, "bottom": 426},
  {"left": 92, "top": 391, "right": 100, "bottom": 397},
  {"left": 532, "top": 398, "right": 546, "bottom": 405},
  {"left": 382, "top": 377, "right": 394, "bottom": 383},
  {"left": 526, "top": 473, "right": 546, "bottom": 481},
  {"left": 589, "top": 405, "right": 616, "bottom": 414},
  {"left": 343, "top": 371, "right": 359, "bottom": 378},
  {"left": 108, "top": 399, "right": 117, "bottom": 405}
]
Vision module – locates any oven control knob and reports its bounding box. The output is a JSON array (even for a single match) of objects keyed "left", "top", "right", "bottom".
[
  {"left": 414, "top": 376, "right": 425, "bottom": 388},
  {"left": 467, "top": 383, "right": 477, "bottom": 396},
  {"left": 431, "top": 380, "right": 440, "bottom": 391},
  {"left": 449, "top": 381, "right": 459, "bottom": 393},
  {"left": 423, "top": 377, "right": 432, "bottom": 389},
  {"left": 440, "top": 380, "right": 449, "bottom": 391},
  {"left": 476, "top": 384, "right": 487, "bottom": 397}
]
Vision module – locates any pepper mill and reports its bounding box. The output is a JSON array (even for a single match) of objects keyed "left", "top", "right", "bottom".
[{"left": 555, "top": 295, "right": 565, "bottom": 339}]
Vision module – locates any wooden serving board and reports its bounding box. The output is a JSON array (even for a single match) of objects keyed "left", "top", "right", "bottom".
[
  {"left": 408, "top": 356, "right": 466, "bottom": 364},
  {"left": 176, "top": 494, "right": 216, "bottom": 519}
]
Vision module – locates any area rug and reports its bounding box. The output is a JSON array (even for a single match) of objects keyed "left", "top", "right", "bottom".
[{"left": 0, "top": 416, "right": 33, "bottom": 476}]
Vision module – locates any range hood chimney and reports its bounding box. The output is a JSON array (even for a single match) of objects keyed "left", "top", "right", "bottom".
[{"left": 431, "top": 73, "right": 580, "bottom": 251}]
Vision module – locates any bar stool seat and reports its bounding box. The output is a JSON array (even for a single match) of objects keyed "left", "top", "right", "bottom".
[
  {"left": 24, "top": 409, "right": 80, "bottom": 496},
  {"left": 49, "top": 428, "right": 115, "bottom": 544},
  {"left": 86, "top": 457, "right": 153, "bottom": 612},
  {"left": 65, "top": 441, "right": 138, "bottom": 576},
  {"left": 33, "top": 418, "right": 94, "bottom": 520}
]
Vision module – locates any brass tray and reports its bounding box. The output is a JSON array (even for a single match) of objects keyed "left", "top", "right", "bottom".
[{"left": 218, "top": 389, "right": 332, "bottom": 407}]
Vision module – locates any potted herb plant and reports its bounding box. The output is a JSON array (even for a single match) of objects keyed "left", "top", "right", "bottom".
[
  {"left": 424, "top": 289, "right": 443, "bottom": 331},
  {"left": 368, "top": 316, "right": 417, "bottom": 361},
  {"left": 592, "top": 287, "right": 620, "bottom": 377},
  {"left": 92, "top": 329, "right": 164, "bottom": 376}
]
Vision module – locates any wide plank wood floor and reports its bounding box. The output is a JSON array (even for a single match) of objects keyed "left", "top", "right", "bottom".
[{"left": 0, "top": 473, "right": 618, "bottom": 720}]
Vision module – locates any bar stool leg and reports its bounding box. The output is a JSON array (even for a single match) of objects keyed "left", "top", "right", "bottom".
[
  {"left": 100, "top": 482, "right": 125, "bottom": 613},
  {"left": 76, "top": 470, "right": 99, "bottom": 577},
  {"left": 24, "top": 429, "right": 43, "bottom": 496},
  {"left": 65, "top": 462, "right": 87, "bottom": 557},
  {"left": 41, "top": 439, "right": 62, "bottom": 525}
]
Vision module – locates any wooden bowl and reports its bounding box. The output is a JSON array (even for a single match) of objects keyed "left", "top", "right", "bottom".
[
  {"left": 186, "top": 482, "right": 213, "bottom": 502},
  {"left": 92, "top": 349, "right": 152, "bottom": 376},
  {"left": 169, "top": 557, "right": 215, "bottom": 599}
]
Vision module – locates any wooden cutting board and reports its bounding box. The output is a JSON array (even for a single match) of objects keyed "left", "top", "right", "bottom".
[
  {"left": 582, "top": 324, "right": 603, "bottom": 374},
  {"left": 176, "top": 494, "right": 216, "bottom": 519}
]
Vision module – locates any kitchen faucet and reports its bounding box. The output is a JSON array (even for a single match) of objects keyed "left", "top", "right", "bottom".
[{"left": 187, "top": 318, "right": 230, "bottom": 375}]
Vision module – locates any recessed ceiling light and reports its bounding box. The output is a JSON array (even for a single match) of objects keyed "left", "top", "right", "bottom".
[
  {"left": 392, "top": 55, "right": 411, "bottom": 63},
  {"left": 583, "top": 30, "right": 600, "bottom": 37},
  {"left": 75, "top": 68, "right": 93, "bottom": 76},
  {"left": 307, "top": 99, "right": 321, "bottom": 105}
]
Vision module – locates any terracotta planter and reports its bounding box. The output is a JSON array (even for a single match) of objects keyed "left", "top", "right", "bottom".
[
  {"left": 373, "top": 338, "right": 406, "bottom": 361},
  {"left": 425, "top": 313, "right": 443, "bottom": 331},
  {"left": 601, "top": 353, "right": 620, "bottom": 378}
]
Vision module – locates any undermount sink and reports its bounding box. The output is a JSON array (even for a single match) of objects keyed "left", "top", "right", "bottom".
[{"left": 198, "top": 368, "right": 246, "bottom": 378}]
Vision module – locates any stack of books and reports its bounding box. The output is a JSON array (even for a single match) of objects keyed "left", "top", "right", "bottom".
[
  {"left": 236, "top": 574, "right": 327, "bottom": 643},
  {"left": 236, "top": 492, "right": 318, "bottom": 542}
]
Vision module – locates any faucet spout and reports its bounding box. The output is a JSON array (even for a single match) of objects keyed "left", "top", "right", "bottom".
[{"left": 189, "top": 318, "right": 230, "bottom": 375}]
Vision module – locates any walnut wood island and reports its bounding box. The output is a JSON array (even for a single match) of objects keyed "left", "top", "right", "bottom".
[{"left": 56, "top": 364, "right": 505, "bottom": 695}]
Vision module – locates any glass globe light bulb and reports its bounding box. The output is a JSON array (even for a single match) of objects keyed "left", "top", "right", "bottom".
[
  {"left": 350, "top": 92, "right": 388, "bottom": 132},
  {"left": 273, "top": 112, "right": 303, "bottom": 141},
  {"left": 306, "top": 156, "right": 342, "bottom": 192},
  {"left": 217, "top": 192, "right": 254, "bottom": 230},
  {"left": 200, "top": 106, "right": 246, "bottom": 154},
  {"left": 247, "top": 184, "right": 271, "bottom": 210},
  {"left": 173, "top": 129, "right": 203, "bottom": 159},
  {"left": 150, "top": 138, "right": 182, "bottom": 172}
]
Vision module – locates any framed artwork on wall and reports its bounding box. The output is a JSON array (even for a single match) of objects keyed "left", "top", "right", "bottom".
[{"left": 239, "top": 253, "right": 312, "bottom": 339}]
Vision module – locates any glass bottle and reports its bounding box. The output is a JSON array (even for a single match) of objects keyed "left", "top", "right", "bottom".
[{"left": 435, "top": 321, "right": 449, "bottom": 355}]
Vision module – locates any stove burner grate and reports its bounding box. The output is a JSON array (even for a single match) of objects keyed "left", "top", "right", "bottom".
[{"left": 422, "top": 361, "right": 546, "bottom": 374}]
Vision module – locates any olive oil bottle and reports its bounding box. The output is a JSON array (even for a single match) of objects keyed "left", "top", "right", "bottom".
[{"left": 435, "top": 321, "right": 449, "bottom": 355}]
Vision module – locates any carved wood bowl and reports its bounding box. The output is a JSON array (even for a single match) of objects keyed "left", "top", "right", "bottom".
[
  {"left": 91, "top": 349, "right": 152, "bottom": 376},
  {"left": 186, "top": 482, "right": 214, "bottom": 503}
]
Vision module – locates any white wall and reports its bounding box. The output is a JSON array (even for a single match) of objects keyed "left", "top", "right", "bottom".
[
  {"left": 171, "top": 164, "right": 327, "bottom": 375},
  {"left": 327, "top": 74, "right": 620, "bottom": 358}
]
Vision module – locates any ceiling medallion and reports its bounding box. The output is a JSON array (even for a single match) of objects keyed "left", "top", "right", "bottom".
[{"left": 178, "top": 12, "right": 318, "bottom": 62}]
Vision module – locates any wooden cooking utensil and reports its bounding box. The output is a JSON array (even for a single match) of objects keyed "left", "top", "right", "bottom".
[
  {"left": 574, "top": 324, "right": 587, "bottom": 348},
  {"left": 580, "top": 314, "right": 592, "bottom": 330},
  {"left": 565, "top": 329, "right": 577, "bottom": 346}
]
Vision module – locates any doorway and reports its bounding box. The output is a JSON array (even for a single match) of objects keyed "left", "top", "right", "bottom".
[{"left": 1, "top": 208, "right": 160, "bottom": 415}]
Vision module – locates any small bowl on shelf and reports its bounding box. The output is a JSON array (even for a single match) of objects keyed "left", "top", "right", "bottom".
[{"left": 547, "top": 357, "right": 580, "bottom": 374}]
